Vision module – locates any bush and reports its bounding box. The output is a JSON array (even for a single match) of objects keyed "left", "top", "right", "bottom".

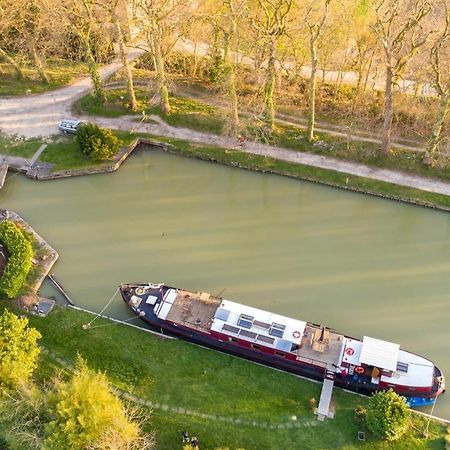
[
  {"left": 44, "top": 357, "right": 153, "bottom": 450},
  {"left": 0, "top": 310, "right": 41, "bottom": 388},
  {"left": 0, "top": 220, "right": 33, "bottom": 298},
  {"left": 366, "top": 389, "right": 410, "bottom": 441},
  {"left": 76, "top": 123, "right": 120, "bottom": 161}
]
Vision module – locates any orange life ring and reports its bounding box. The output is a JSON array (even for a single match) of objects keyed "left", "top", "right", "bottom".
[
  {"left": 292, "top": 331, "right": 301, "bottom": 339},
  {"left": 355, "top": 366, "right": 365, "bottom": 374},
  {"left": 345, "top": 347, "right": 354, "bottom": 356}
]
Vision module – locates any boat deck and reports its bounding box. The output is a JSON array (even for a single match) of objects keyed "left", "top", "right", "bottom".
[
  {"left": 166, "top": 290, "right": 221, "bottom": 332},
  {"left": 297, "top": 325, "right": 345, "bottom": 369}
]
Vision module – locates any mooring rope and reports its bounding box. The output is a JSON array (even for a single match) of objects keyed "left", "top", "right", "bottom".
[
  {"left": 82, "top": 287, "right": 119, "bottom": 329},
  {"left": 83, "top": 313, "right": 145, "bottom": 330}
]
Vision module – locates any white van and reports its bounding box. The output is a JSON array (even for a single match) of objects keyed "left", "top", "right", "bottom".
[{"left": 58, "top": 119, "right": 84, "bottom": 134}]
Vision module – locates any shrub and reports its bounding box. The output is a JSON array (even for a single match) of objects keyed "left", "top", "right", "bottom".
[
  {"left": 76, "top": 123, "right": 120, "bottom": 161},
  {"left": 44, "top": 357, "right": 153, "bottom": 450},
  {"left": 0, "top": 310, "right": 41, "bottom": 388},
  {"left": 366, "top": 389, "right": 410, "bottom": 441},
  {"left": 355, "top": 405, "right": 366, "bottom": 423},
  {"left": 0, "top": 220, "right": 33, "bottom": 299}
]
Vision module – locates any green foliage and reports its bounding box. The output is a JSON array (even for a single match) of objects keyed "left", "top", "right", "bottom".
[
  {"left": 0, "top": 310, "right": 41, "bottom": 388},
  {"left": 0, "top": 220, "right": 33, "bottom": 299},
  {"left": 76, "top": 123, "right": 120, "bottom": 161},
  {"left": 366, "top": 389, "right": 411, "bottom": 441},
  {"left": 44, "top": 357, "right": 142, "bottom": 450}
]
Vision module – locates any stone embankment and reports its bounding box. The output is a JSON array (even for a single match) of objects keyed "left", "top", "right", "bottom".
[{"left": 0, "top": 209, "right": 58, "bottom": 295}]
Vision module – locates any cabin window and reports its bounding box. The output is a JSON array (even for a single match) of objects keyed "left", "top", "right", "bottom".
[
  {"left": 252, "top": 344, "right": 261, "bottom": 350},
  {"left": 237, "top": 314, "right": 254, "bottom": 329},
  {"left": 396, "top": 362, "right": 409, "bottom": 373},
  {"left": 269, "top": 323, "right": 286, "bottom": 338},
  {"left": 275, "top": 351, "right": 286, "bottom": 358}
]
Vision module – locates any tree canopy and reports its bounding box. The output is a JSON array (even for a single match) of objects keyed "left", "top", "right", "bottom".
[
  {"left": 365, "top": 389, "right": 411, "bottom": 441},
  {"left": 0, "top": 309, "right": 41, "bottom": 388},
  {"left": 44, "top": 357, "right": 151, "bottom": 450}
]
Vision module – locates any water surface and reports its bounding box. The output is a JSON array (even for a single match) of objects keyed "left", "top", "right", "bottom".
[{"left": 1, "top": 147, "right": 449, "bottom": 418}]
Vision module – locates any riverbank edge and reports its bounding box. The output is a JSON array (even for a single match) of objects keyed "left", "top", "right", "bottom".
[
  {"left": 14, "top": 136, "right": 450, "bottom": 213},
  {"left": 0, "top": 209, "right": 58, "bottom": 296}
]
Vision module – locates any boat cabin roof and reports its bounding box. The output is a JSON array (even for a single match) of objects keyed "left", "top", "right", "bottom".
[
  {"left": 359, "top": 336, "right": 400, "bottom": 371},
  {"left": 344, "top": 336, "right": 400, "bottom": 371},
  {"left": 210, "top": 299, "right": 307, "bottom": 350}
]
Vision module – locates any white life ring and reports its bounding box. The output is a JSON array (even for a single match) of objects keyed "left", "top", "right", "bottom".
[
  {"left": 292, "top": 331, "right": 301, "bottom": 339},
  {"left": 135, "top": 287, "right": 145, "bottom": 295}
]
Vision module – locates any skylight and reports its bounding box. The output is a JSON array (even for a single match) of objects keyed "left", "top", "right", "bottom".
[
  {"left": 269, "top": 322, "right": 285, "bottom": 338},
  {"left": 237, "top": 314, "right": 254, "bottom": 329}
]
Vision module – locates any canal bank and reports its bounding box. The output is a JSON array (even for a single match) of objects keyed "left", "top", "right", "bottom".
[{"left": 3, "top": 134, "right": 450, "bottom": 211}]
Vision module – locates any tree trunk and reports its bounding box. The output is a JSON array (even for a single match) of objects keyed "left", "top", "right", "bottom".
[
  {"left": 82, "top": 37, "right": 106, "bottom": 104},
  {"left": 381, "top": 64, "right": 393, "bottom": 156},
  {"left": 0, "top": 47, "right": 23, "bottom": 79},
  {"left": 425, "top": 92, "right": 450, "bottom": 164},
  {"left": 307, "top": 36, "right": 318, "bottom": 142},
  {"left": 114, "top": 16, "right": 137, "bottom": 111},
  {"left": 153, "top": 32, "right": 170, "bottom": 114},
  {"left": 31, "top": 42, "right": 49, "bottom": 84},
  {"left": 223, "top": 31, "right": 239, "bottom": 133},
  {"left": 263, "top": 42, "right": 276, "bottom": 130}
]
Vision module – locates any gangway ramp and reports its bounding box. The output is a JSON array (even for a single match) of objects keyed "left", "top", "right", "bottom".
[{"left": 317, "top": 370, "right": 335, "bottom": 421}]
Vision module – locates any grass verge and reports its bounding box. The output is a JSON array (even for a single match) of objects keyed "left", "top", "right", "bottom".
[
  {"left": 23, "top": 306, "right": 446, "bottom": 450},
  {"left": 0, "top": 59, "right": 87, "bottom": 96},
  {"left": 0, "top": 134, "right": 43, "bottom": 158}
]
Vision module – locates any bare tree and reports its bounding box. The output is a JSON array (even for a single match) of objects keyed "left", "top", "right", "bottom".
[
  {"left": 22, "top": 1, "right": 50, "bottom": 84},
  {"left": 133, "top": 0, "right": 191, "bottom": 115},
  {"left": 98, "top": 0, "right": 137, "bottom": 110},
  {"left": 207, "top": 0, "right": 245, "bottom": 133},
  {"left": 304, "top": 0, "right": 331, "bottom": 142},
  {"left": 424, "top": 3, "right": 450, "bottom": 165},
  {"left": 0, "top": 0, "right": 24, "bottom": 79},
  {"left": 373, "top": 0, "right": 431, "bottom": 156},
  {"left": 250, "top": 0, "right": 293, "bottom": 130},
  {"left": 44, "top": 0, "right": 108, "bottom": 103}
]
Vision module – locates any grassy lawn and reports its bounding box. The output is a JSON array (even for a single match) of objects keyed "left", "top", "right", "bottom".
[
  {"left": 268, "top": 123, "right": 450, "bottom": 182},
  {"left": 24, "top": 306, "right": 446, "bottom": 450},
  {"left": 0, "top": 134, "right": 43, "bottom": 158},
  {"left": 74, "top": 89, "right": 226, "bottom": 134},
  {"left": 38, "top": 131, "right": 136, "bottom": 172},
  {"left": 0, "top": 59, "right": 87, "bottom": 96}
]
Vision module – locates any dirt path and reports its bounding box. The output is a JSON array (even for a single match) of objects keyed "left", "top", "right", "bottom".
[
  {"left": 0, "top": 47, "right": 144, "bottom": 138},
  {"left": 81, "top": 113, "right": 450, "bottom": 197}
]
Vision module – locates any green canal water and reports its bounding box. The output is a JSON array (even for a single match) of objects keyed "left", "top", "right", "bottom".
[{"left": 1, "top": 147, "right": 450, "bottom": 419}]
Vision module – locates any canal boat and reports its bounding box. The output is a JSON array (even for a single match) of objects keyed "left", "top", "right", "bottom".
[{"left": 120, "top": 282, "right": 446, "bottom": 405}]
